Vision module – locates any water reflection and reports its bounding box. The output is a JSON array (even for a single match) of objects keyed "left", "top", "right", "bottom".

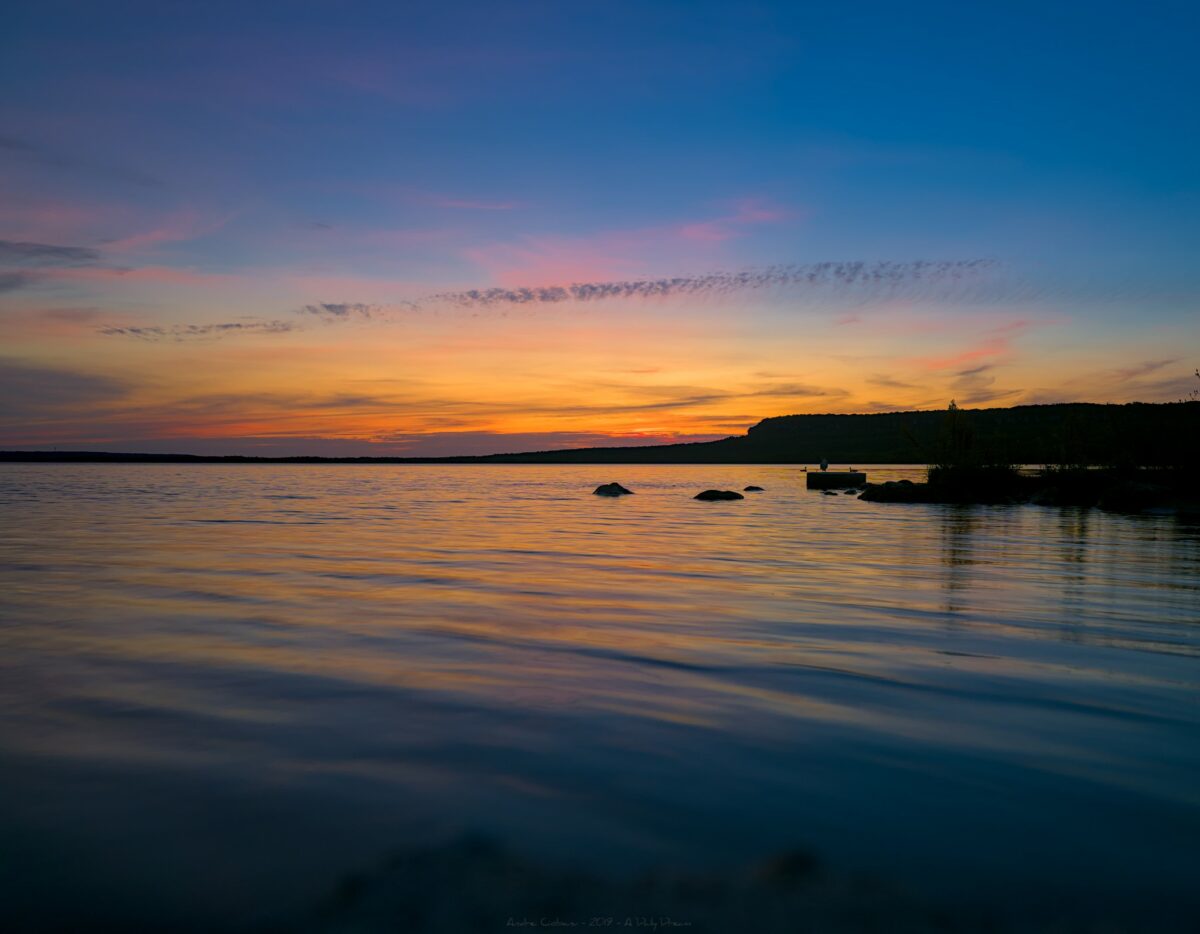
[
  {"left": 939, "top": 506, "right": 977, "bottom": 617},
  {"left": 0, "top": 464, "right": 1197, "bottom": 932},
  {"left": 1057, "top": 508, "right": 1090, "bottom": 643}
]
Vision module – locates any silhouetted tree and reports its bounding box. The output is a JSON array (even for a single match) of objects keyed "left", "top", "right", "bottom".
[
  {"left": 1182, "top": 369, "right": 1199, "bottom": 403},
  {"left": 934, "top": 400, "right": 977, "bottom": 469}
]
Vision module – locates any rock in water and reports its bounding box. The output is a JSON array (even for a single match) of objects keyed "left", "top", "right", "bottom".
[
  {"left": 822, "top": 490, "right": 838, "bottom": 496},
  {"left": 806, "top": 471, "right": 867, "bottom": 490},
  {"left": 695, "top": 489, "right": 745, "bottom": 501},
  {"left": 593, "top": 482, "right": 633, "bottom": 496},
  {"left": 744, "top": 485, "right": 765, "bottom": 492}
]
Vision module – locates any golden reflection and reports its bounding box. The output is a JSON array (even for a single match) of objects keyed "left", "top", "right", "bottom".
[
  {"left": 1057, "top": 509, "right": 1090, "bottom": 643},
  {"left": 939, "top": 506, "right": 977, "bottom": 617}
]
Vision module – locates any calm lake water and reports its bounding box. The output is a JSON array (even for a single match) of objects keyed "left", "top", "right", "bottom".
[{"left": 1, "top": 464, "right": 1198, "bottom": 932}]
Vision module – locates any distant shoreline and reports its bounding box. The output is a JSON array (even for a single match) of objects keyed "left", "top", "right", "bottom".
[
  {"left": 3, "top": 401, "right": 1195, "bottom": 466},
  {"left": 0, "top": 451, "right": 889, "bottom": 466}
]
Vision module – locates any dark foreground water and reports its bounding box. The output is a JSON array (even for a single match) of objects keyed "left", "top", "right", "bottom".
[{"left": 0, "top": 464, "right": 1198, "bottom": 932}]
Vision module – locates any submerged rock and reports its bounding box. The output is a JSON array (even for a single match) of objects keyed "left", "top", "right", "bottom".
[
  {"left": 695, "top": 489, "right": 745, "bottom": 501},
  {"left": 744, "top": 485, "right": 765, "bottom": 492},
  {"left": 821, "top": 490, "right": 838, "bottom": 496},
  {"left": 593, "top": 482, "right": 634, "bottom": 496}
]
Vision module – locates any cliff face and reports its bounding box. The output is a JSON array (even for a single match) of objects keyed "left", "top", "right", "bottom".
[
  {"left": 481, "top": 401, "right": 1199, "bottom": 465},
  {"left": 741, "top": 402, "right": 1199, "bottom": 466}
]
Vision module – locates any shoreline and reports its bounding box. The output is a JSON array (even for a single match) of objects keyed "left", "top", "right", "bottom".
[
  {"left": 0, "top": 451, "right": 902, "bottom": 466},
  {"left": 859, "top": 465, "right": 1200, "bottom": 514},
  {"left": 2, "top": 402, "right": 1196, "bottom": 467}
]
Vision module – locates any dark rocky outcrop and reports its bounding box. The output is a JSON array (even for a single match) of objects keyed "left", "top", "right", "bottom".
[
  {"left": 858, "top": 467, "right": 1200, "bottom": 512},
  {"left": 593, "top": 482, "right": 633, "bottom": 496},
  {"left": 807, "top": 471, "right": 867, "bottom": 489},
  {"left": 695, "top": 489, "right": 745, "bottom": 501},
  {"left": 744, "top": 485, "right": 765, "bottom": 492}
]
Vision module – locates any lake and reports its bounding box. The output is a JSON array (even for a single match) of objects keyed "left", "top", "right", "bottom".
[{"left": 1, "top": 464, "right": 1197, "bottom": 932}]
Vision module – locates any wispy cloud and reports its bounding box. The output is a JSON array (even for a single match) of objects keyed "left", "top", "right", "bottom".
[
  {"left": 296, "top": 302, "right": 399, "bottom": 320},
  {"left": 0, "top": 134, "right": 161, "bottom": 187},
  {"left": 0, "top": 272, "right": 39, "bottom": 293},
  {"left": 1113, "top": 358, "right": 1178, "bottom": 381},
  {"left": 0, "top": 239, "right": 102, "bottom": 267},
  {"left": 0, "top": 359, "right": 131, "bottom": 425},
  {"left": 677, "top": 198, "right": 791, "bottom": 242},
  {"left": 99, "top": 320, "right": 298, "bottom": 341},
  {"left": 867, "top": 374, "right": 919, "bottom": 390},
  {"left": 52, "top": 265, "right": 240, "bottom": 286},
  {"left": 948, "top": 363, "right": 1022, "bottom": 406},
  {"left": 913, "top": 320, "right": 1029, "bottom": 371},
  {"left": 101, "top": 209, "right": 235, "bottom": 254},
  {"left": 0, "top": 235, "right": 239, "bottom": 295},
  {"left": 0, "top": 238, "right": 102, "bottom": 294},
  {"left": 434, "top": 258, "right": 997, "bottom": 307},
  {"left": 1024, "top": 359, "right": 1198, "bottom": 405},
  {"left": 458, "top": 200, "right": 796, "bottom": 285},
  {"left": 300, "top": 259, "right": 999, "bottom": 321}
]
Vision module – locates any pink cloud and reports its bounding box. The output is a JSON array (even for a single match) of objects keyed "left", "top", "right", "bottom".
[
  {"left": 678, "top": 198, "right": 793, "bottom": 242},
  {"left": 730, "top": 198, "right": 791, "bottom": 223},
  {"left": 913, "top": 321, "right": 1032, "bottom": 371},
  {"left": 357, "top": 227, "right": 459, "bottom": 249},
  {"left": 465, "top": 198, "right": 797, "bottom": 286},
  {"left": 0, "top": 194, "right": 235, "bottom": 262},
  {"left": 677, "top": 221, "right": 734, "bottom": 243},
  {"left": 463, "top": 232, "right": 659, "bottom": 287},
  {"left": 103, "top": 209, "right": 235, "bottom": 254}
]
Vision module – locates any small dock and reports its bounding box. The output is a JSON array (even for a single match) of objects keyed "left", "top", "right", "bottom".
[{"left": 807, "top": 471, "right": 866, "bottom": 489}]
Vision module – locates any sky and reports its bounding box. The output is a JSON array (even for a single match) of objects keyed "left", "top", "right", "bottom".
[{"left": 1, "top": 0, "right": 1198, "bottom": 456}]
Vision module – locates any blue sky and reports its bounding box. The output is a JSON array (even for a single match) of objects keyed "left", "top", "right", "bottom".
[{"left": 1, "top": 0, "right": 1197, "bottom": 454}]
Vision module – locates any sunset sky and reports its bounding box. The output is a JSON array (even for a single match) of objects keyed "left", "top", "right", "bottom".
[{"left": 2, "top": 0, "right": 1198, "bottom": 455}]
